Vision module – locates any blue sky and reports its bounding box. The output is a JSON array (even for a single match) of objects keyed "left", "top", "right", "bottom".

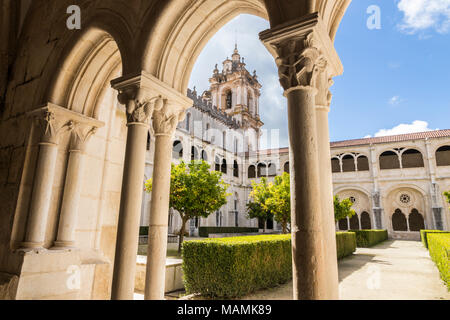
[{"left": 188, "top": 0, "right": 450, "bottom": 148}]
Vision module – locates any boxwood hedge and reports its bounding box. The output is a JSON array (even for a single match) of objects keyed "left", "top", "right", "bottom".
[
  {"left": 348, "top": 230, "right": 388, "bottom": 248},
  {"left": 336, "top": 232, "right": 357, "bottom": 259},
  {"left": 427, "top": 233, "right": 450, "bottom": 290},
  {"left": 198, "top": 226, "right": 259, "bottom": 237},
  {"left": 420, "top": 230, "right": 450, "bottom": 249},
  {"left": 182, "top": 233, "right": 356, "bottom": 298}
]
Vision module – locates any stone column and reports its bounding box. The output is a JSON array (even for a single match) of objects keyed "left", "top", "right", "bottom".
[
  {"left": 52, "top": 123, "right": 99, "bottom": 249},
  {"left": 315, "top": 79, "right": 339, "bottom": 299},
  {"left": 21, "top": 109, "right": 71, "bottom": 250},
  {"left": 111, "top": 86, "right": 156, "bottom": 300},
  {"left": 144, "top": 103, "right": 185, "bottom": 300},
  {"left": 260, "top": 15, "right": 344, "bottom": 300}
]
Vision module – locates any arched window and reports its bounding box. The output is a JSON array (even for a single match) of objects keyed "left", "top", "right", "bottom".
[
  {"left": 392, "top": 209, "right": 407, "bottom": 231},
  {"left": 215, "top": 156, "right": 220, "bottom": 172},
  {"left": 402, "top": 149, "right": 424, "bottom": 168},
  {"left": 172, "top": 140, "right": 183, "bottom": 159},
  {"left": 380, "top": 151, "right": 400, "bottom": 170},
  {"left": 349, "top": 214, "right": 360, "bottom": 230},
  {"left": 233, "top": 160, "right": 239, "bottom": 178},
  {"left": 222, "top": 131, "right": 226, "bottom": 150},
  {"left": 248, "top": 165, "right": 256, "bottom": 178},
  {"left": 234, "top": 193, "right": 239, "bottom": 227},
  {"left": 284, "top": 162, "right": 290, "bottom": 174},
  {"left": 342, "top": 154, "right": 356, "bottom": 172},
  {"left": 267, "top": 163, "right": 277, "bottom": 176},
  {"left": 357, "top": 156, "right": 369, "bottom": 171},
  {"left": 205, "top": 123, "right": 210, "bottom": 142},
  {"left": 226, "top": 90, "right": 232, "bottom": 109},
  {"left": 331, "top": 158, "right": 341, "bottom": 173},
  {"left": 408, "top": 209, "right": 425, "bottom": 231},
  {"left": 257, "top": 163, "right": 267, "bottom": 177},
  {"left": 201, "top": 150, "right": 208, "bottom": 161},
  {"left": 221, "top": 159, "right": 227, "bottom": 174},
  {"left": 436, "top": 146, "right": 450, "bottom": 166},
  {"left": 186, "top": 113, "right": 191, "bottom": 132},
  {"left": 191, "top": 146, "right": 199, "bottom": 160},
  {"left": 360, "top": 212, "right": 372, "bottom": 229},
  {"left": 146, "top": 132, "right": 151, "bottom": 151},
  {"left": 338, "top": 218, "right": 349, "bottom": 231}
]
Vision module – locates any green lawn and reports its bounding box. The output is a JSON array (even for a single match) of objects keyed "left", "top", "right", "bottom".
[{"left": 138, "top": 244, "right": 181, "bottom": 258}]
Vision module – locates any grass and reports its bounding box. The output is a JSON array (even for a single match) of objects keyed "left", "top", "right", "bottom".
[{"left": 138, "top": 244, "right": 181, "bottom": 258}]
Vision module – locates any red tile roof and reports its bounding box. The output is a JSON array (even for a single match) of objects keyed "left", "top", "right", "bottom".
[
  {"left": 251, "top": 129, "right": 450, "bottom": 155},
  {"left": 330, "top": 129, "right": 450, "bottom": 148}
]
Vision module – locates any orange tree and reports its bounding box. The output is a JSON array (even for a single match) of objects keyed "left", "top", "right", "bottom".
[
  {"left": 334, "top": 196, "right": 356, "bottom": 222},
  {"left": 247, "top": 177, "right": 273, "bottom": 232},
  {"left": 444, "top": 191, "right": 450, "bottom": 205},
  {"left": 145, "top": 160, "right": 229, "bottom": 253}
]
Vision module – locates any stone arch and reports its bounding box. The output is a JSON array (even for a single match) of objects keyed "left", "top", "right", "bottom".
[
  {"left": 137, "top": 0, "right": 349, "bottom": 93},
  {"left": 215, "top": 156, "right": 221, "bottom": 172},
  {"left": 331, "top": 157, "right": 340, "bottom": 173},
  {"left": 436, "top": 145, "right": 450, "bottom": 166},
  {"left": 191, "top": 146, "right": 199, "bottom": 160},
  {"left": 408, "top": 209, "right": 425, "bottom": 231},
  {"left": 379, "top": 150, "right": 400, "bottom": 170},
  {"left": 401, "top": 149, "right": 424, "bottom": 168},
  {"left": 392, "top": 209, "right": 407, "bottom": 231},
  {"left": 45, "top": 10, "right": 135, "bottom": 114},
  {"left": 248, "top": 165, "right": 256, "bottom": 178},
  {"left": 172, "top": 140, "right": 183, "bottom": 159},
  {"left": 267, "top": 163, "right": 277, "bottom": 176},
  {"left": 360, "top": 212, "right": 371, "bottom": 229},
  {"left": 221, "top": 159, "right": 227, "bottom": 174},
  {"left": 257, "top": 162, "right": 267, "bottom": 178},
  {"left": 283, "top": 161, "right": 290, "bottom": 174},
  {"left": 341, "top": 154, "right": 356, "bottom": 172},
  {"left": 357, "top": 155, "right": 369, "bottom": 171},
  {"left": 201, "top": 150, "right": 208, "bottom": 162},
  {"left": 338, "top": 218, "right": 349, "bottom": 231},
  {"left": 349, "top": 214, "right": 360, "bottom": 230},
  {"left": 233, "top": 160, "right": 239, "bottom": 178}
]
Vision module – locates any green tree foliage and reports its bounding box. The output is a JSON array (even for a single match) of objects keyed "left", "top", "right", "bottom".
[
  {"left": 444, "top": 191, "right": 450, "bottom": 205},
  {"left": 145, "top": 160, "right": 229, "bottom": 252},
  {"left": 266, "top": 173, "right": 291, "bottom": 234},
  {"left": 247, "top": 177, "right": 272, "bottom": 231},
  {"left": 247, "top": 173, "right": 291, "bottom": 234},
  {"left": 334, "top": 196, "right": 356, "bottom": 222}
]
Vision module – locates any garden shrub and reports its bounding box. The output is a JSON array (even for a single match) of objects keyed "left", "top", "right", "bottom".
[
  {"left": 348, "top": 230, "right": 388, "bottom": 248},
  {"left": 420, "top": 230, "right": 450, "bottom": 249},
  {"left": 198, "top": 226, "right": 259, "bottom": 237},
  {"left": 427, "top": 233, "right": 450, "bottom": 290},
  {"left": 183, "top": 233, "right": 356, "bottom": 298},
  {"left": 336, "top": 232, "right": 356, "bottom": 259}
]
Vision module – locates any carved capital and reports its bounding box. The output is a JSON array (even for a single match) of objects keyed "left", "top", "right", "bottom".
[
  {"left": 151, "top": 101, "right": 186, "bottom": 137},
  {"left": 273, "top": 33, "right": 328, "bottom": 92},
  {"left": 34, "top": 110, "right": 73, "bottom": 145},
  {"left": 69, "top": 123, "right": 98, "bottom": 152}
]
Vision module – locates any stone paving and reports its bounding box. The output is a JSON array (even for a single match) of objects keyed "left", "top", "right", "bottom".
[{"left": 135, "top": 240, "right": 449, "bottom": 300}]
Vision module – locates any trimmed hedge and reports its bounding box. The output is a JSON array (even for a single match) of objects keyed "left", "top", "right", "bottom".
[
  {"left": 336, "top": 232, "right": 357, "bottom": 259},
  {"left": 198, "top": 226, "right": 259, "bottom": 237},
  {"left": 349, "top": 230, "right": 388, "bottom": 248},
  {"left": 183, "top": 233, "right": 356, "bottom": 298},
  {"left": 427, "top": 233, "right": 450, "bottom": 290},
  {"left": 420, "top": 230, "right": 450, "bottom": 249}
]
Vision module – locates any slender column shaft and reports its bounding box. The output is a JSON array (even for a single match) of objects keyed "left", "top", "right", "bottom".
[
  {"left": 144, "top": 134, "right": 172, "bottom": 300},
  {"left": 111, "top": 122, "right": 148, "bottom": 300},
  {"left": 287, "top": 87, "right": 327, "bottom": 300},
  {"left": 23, "top": 142, "right": 59, "bottom": 249},
  {"left": 53, "top": 148, "right": 85, "bottom": 248},
  {"left": 315, "top": 106, "right": 339, "bottom": 299}
]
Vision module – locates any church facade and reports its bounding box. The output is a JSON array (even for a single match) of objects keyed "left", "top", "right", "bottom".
[{"left": 140, "top": 48, "right": 450, "bottom": 241}]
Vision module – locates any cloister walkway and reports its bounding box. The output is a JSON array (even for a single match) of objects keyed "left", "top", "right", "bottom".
[{"left": 242, "top": 240, "right": 450, "bottom": 300}]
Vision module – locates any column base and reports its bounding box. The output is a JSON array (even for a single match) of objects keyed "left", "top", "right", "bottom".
[
  {"left": 19, "top": 241, "right": 46, "bottom": 252},
  {"left": 50, "top": 241, "right": 76, "bottom": 250}
]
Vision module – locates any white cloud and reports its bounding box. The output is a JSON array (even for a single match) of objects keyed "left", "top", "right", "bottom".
[
  {"left": 371, "top": 120, "right": 438, "bottom": 137},
  {"left": 397, "top": 0, "right": 450, "bottom": 34},
  {"left": 389, "top": 95, "right": 402, "bottom": 105}
]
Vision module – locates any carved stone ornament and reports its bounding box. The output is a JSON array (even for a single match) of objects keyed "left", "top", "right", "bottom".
[
  {"left": 152, "top": 101, "right": 186, "bottom": 137},
  {"left": 117, "top": 87, "right": 165, "bottom": 125},
  {"left": 35, "top": 111, "right": 73, "bottom": 145},
  {"left": 69, "top": 123, "right": 98, "bottom": 152},
  {"left": 274, "top": 33, "right": 328, "bottom": 92}
]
